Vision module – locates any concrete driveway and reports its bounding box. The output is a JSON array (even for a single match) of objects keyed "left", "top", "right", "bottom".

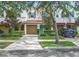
[{"left": 5, "top": 35, "right": 43, "bottom": 50}]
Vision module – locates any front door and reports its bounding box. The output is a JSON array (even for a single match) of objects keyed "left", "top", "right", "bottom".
[{"left": 27, "top": 25, "right": 37, "bottom": 34}]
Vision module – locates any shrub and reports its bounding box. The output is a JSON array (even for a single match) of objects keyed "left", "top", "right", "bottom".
[
  {"left": 39, "top": 36, "right": 56, "bottom": 39},
  {"left": 44, "top": 30, "right": 55, "bottom": 33},
  {"left": 40, "top": 33, "right": 46, "bottom": 36},
  {"left": 39, "top": 36, "right": 64, "bottom": 40},
  {"left": 75, "top": 34, "right": 79, "bottom": 38}
]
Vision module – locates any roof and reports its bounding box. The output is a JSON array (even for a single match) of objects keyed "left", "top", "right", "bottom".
[
  {"left": 18, "top": 17, "right": 43, "bottom": 24},
  {"left": 55, "top": 18, "right": 75, "bottom": 23},
  {"left": 0, "top": 18, "right": 9, "bottom": 25},
  {"left": 0, "top": 18, "right": 5, "bottom": 22},
  {"left": 26, "top": 20, "right": 43, "bottom": 24}
]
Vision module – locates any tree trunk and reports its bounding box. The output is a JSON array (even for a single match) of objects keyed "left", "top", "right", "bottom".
[
  {"left": 50, "top": 12, "right": 60, "bottom": 44},
  {"left": 54, "top": 21, "right": 60, "bottom": 44}
]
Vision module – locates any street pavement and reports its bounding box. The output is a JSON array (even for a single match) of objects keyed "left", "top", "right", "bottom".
[{"left": 1, "top": 48, "right": 79, "bottom": 57}]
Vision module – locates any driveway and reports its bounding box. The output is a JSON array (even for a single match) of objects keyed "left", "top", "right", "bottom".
[
  {"left": 65, "top": 38, "right": 79, "bottom": 46},
  {"left": 5, "top": 35, "right": 43, "bottom": 50}
]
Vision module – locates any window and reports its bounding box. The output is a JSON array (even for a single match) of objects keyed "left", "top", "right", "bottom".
[
  {"left": 29, "top": 12, "right": 36, "bottom": 18},
  {"left": 56, "top": 14, "right": 59, "bottom": 17}
]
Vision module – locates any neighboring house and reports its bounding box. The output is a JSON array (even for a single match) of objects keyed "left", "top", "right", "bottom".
[
  {"left": 55, "top": 6, "right": 76, "bottom": 30},
  {"left": 0, "top": 18, "right": 10, "bottom": 34}
]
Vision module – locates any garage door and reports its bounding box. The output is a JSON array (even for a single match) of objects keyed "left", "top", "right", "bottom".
[{"left": 27, "top": 25, "right": 37, "bottom": 34}]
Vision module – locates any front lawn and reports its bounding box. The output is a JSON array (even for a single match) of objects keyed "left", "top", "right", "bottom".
[
  {"left": 0, "top": 31, "right": 23, "bottom": 40},
  {"left": 39, "top": 36, "right": 64, "bottom": 40},
  {"left": 39, "top": 30, "right": 64, "bottom": 40},
  {"left": 0, "top": 37, "right": 20, "bottom": 40},
  {"left": 0, "top": 42, "right": 12, "bottom": 49},
  {"left": 40, "top": 41, "right": 76, "bottom": 48}
]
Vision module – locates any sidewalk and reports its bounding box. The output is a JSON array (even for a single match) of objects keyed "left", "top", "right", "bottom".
[
  {"left": 0, "top": 40, "right": 17, "bottom": 42},
  {"left": 5, "top": 35, "right": 43, "bottom": 50}
]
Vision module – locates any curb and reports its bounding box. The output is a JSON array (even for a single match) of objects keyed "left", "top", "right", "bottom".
[{"left": 0, "top": 47, "right": 79, "bottom": 51}]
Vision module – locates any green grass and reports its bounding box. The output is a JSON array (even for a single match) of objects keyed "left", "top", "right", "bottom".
[
  {"left": 0, "top": 42, "right": 12, "bottom": 49},
  {"left": 0, "top": 31, "right": 23, "bottom": 40},
  {"left": 40, "top": 41, "right": 76, "bottom": 48},
  {"left": 75, "top": 7, "right": 79, "bottom": 11},
  {"left": 75, "top": 33, "right": 79, "bottom": 38},
  {"left": 8, "top": 31, "right": 24, "bottom": 37},
  {"left": 39, "top": 30, "right": 64, "bottom": 40},
  {"left": 39, "top": 36, "right": 55, "bottom": 39},
  {"left": 0, "top": 37, "right": 20, "bottom": 40},
  {"left": 39, "top": 36, "right": 64, "bottom": 40}
]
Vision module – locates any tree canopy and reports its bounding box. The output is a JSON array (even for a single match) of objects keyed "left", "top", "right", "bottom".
[{"left": 0, "top": 1, "right": 77, "bottom": 44}]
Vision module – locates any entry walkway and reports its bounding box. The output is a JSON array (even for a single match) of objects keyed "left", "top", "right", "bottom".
[
  {"left": 5, "top": 35, "right": 43, "bottom": 50},
  {"left": 65, "top": 38, "right": 79, "bottom": 47}
]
